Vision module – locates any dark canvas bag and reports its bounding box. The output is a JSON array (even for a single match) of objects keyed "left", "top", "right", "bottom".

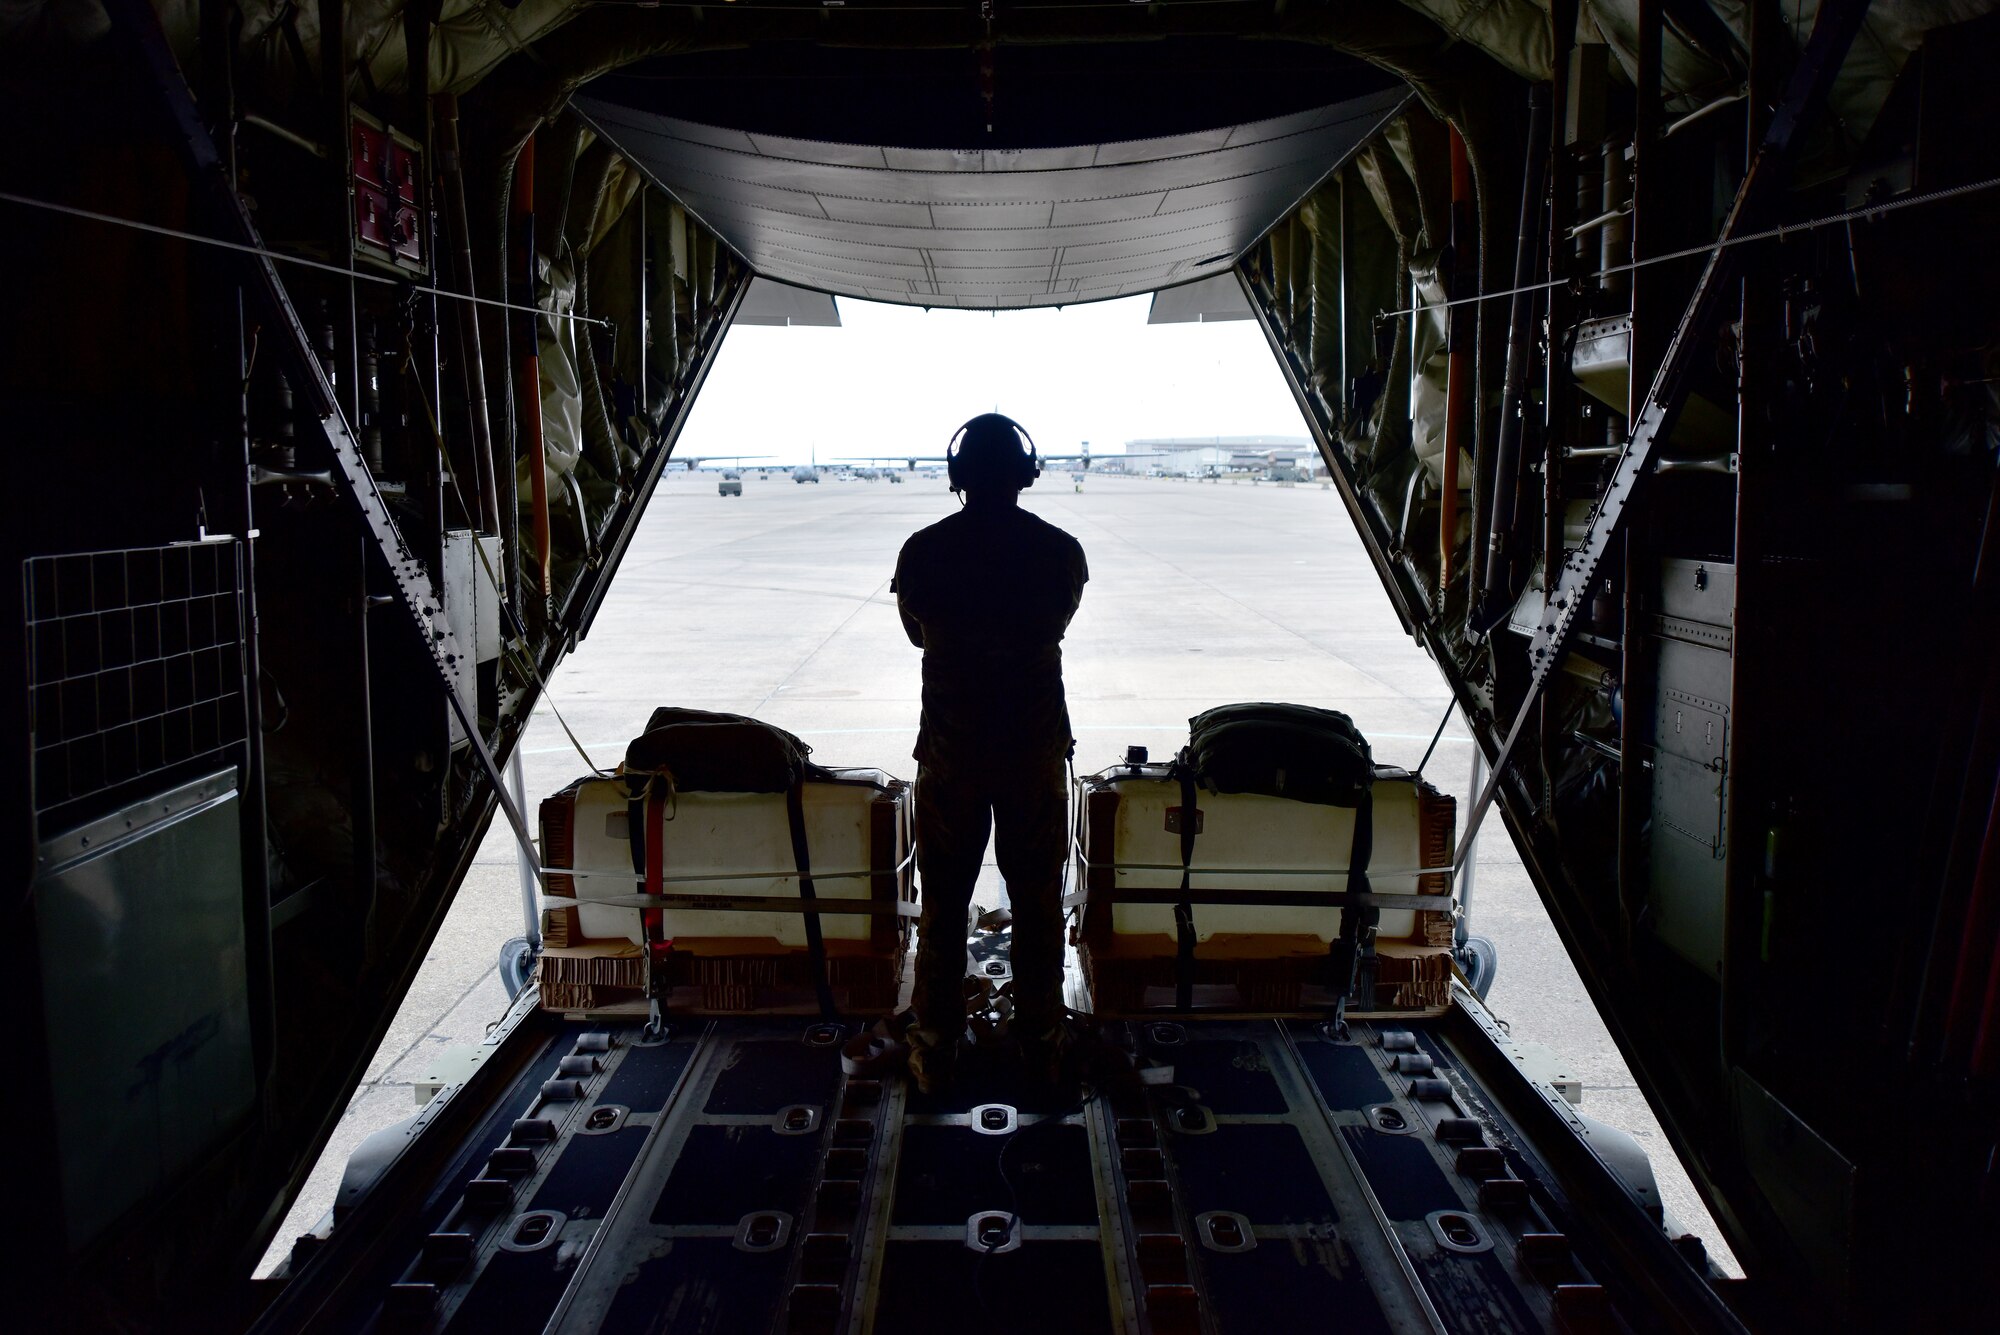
[
  {"left": 1184, "top": 702, "right": 1373, "bottom": 805},
  {"left": 623, "top": 707, "right": 825, "bottom": 792}
]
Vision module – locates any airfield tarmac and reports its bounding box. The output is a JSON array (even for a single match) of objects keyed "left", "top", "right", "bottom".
[{"left": 262, "top": 467, "right": 1736, "bottom": 1275}]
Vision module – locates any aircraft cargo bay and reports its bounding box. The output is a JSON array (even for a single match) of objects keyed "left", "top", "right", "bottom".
[{"left": 7, "top": 4, "right": 2000, "bottom": 1332}]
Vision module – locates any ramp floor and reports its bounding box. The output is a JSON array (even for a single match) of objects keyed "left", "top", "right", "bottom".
[{"left": 315, "top": 1008, "right": 1638, "bottom": 1334}]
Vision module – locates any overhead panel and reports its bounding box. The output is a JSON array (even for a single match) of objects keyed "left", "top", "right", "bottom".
[
  {"left": 734, "top": 277, "right": 843, "bottom": 327},
  {"left": 1148, "top": 273, "right": 1255, "bottom": 324},
  {"left": 574, "top": 87, "right": 1409, "bottom": 310}
]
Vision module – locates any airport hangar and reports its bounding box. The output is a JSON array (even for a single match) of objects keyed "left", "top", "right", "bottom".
[{"left": 5, "top": 3, "right": 2000, "bottom": 1332}]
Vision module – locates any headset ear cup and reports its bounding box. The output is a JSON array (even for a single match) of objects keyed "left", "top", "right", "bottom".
[
  {"left": 1008, "top": 417, "right": 1038, "bottom": 489},
  {"left": 945, "top": 425, "right": 966, "bottom": 492}
]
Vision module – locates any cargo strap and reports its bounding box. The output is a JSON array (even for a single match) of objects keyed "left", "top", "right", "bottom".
[
  {"left": 786, "top": 782, "right": 839, "bottom": 1020},
  {"left": 1325, "top": 786, "right": 1377, "bottom": 1036},
  {"left": 1174, "top": 766, "right": 1200, "bottom": 1012},
  {"left": 627, "top": 779, "right": 673, "bottom": 1040}
]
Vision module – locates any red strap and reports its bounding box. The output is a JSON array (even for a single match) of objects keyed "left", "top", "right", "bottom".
[{"left": 644, "top": 787, "right": 672, "bottom": 960}]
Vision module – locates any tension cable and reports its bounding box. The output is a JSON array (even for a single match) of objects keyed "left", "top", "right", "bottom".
[
  {"left": 1372, "top": 171, "right": 2000, "bottom": 324},
  {"left": 0, "top": 189, "right": 607, "bottom": 328}
]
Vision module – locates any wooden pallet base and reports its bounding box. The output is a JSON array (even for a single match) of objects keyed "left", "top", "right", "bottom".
[
  {"left": 537, "top": 935, "right": 907, "bottom": 1015},
  {"left": 1080, "top": 939, "right": 1453, "bottom": 1016}
]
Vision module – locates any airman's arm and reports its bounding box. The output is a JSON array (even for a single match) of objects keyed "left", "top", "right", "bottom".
[
  {"left": 1062, "top": 539, "right": 1090, "bottom": 626},
  {"left": 893, "top": 548, "right": 926, "bottom": 648}
]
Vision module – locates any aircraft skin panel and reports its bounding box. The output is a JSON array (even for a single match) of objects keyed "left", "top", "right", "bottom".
[{"left": 572, "top": 86, "right": 1411, "bottom": 311}]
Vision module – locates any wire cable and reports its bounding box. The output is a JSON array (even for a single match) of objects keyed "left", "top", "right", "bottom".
[
  {"left": 975, "top": 1086, "right": 1098, "bottom": 1334},
  {"left": 0, "top": 189, "right": 608, "bottom": 328},
  {"left": 1372, "top": 171, "right": 2000, "bottom": 324},
  {"left": 11, "top": 164, "right": 1991, "bottom": 332},
  {"left": 1416, "top": 697, "right": 1456, "bottom": 774},
  {"left": 401, "top": 337, "right": 616, "bottom": 778}
]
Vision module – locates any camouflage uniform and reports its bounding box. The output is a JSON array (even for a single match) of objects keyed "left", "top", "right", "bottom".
[
  {"left": 894, "top": 505, "right": 1088, "bottom": 1048},
  {"left": 911, "top": 758, "right": 1071, "bottom": 1033}
]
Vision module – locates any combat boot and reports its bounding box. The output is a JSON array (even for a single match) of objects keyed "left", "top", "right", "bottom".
[
  {"left": 905, "top": 1026, "right": 960, "bottom": 1096},
  {"left": 1015, "top": 1015, "right": 1078, "bottom": 1087}
]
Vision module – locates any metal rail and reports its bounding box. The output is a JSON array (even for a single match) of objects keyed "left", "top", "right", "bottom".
[
  {"left": 551, "top": 843, "right": 918, "bottom": 886},
  {"left": 1072, "top": 856, "right": 1448, "bottom": 879},
  {"left": 1062, "top": 887, "right": 1450, "bottom": 913},
  {"left": 557, "top": 893, "right": 919, "bottom": 916}
]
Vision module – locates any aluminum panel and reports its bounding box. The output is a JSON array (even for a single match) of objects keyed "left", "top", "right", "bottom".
[
  {"left": 732, "top": 277, "right": 842, "bottom": 327},
  {"left": 815, "top": 195, "right": 936, "bottom": 227},
  {"left": 1144, "top": 273, "right": 1248, "bottom": 327},
  {"left": 635, "top": 118, "right": 760, "bottom": 155},
  {"left": 1645, "top": 562, "right": 1735, "bottom": 979},
  {"left": 576, "top": 84, "right": 1408, "bottom": 309},
  {"left": 928, "top": 201, "right": 1056, "bottom": 229},
  {"left": 1089, "top": 126, "right": 1239, "bottom": 165},
  {"left": 1051, "top": 193, "right": 1169, "bottom": 226},
  {"left": 694, "top": 202, "right": 1234, "bottom": 259},
  {"left": 670, "top": 178, "right": 829, "bottom": 220},
  {"left": 1062, "top": 243, "right": 1234, "bottom": 280},
  {"left": 879, "top": 146, "right": 981, "bottom": 172},
  {"left": 930, "top": 248, "right": 1058, "bottom": 272},
  {"left": 1158, "top": 164, "right": 1327, "bottom": 217},
  {"left": 765, "top": 247, "right": 928, "bottom": 279},
  {"left": 742, "top": 132, "right": 890, "bottom": 169}
]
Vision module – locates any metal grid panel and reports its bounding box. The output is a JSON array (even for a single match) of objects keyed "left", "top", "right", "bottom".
[{"left": 24, "top": 542, "right": 248, "bottom": 828}]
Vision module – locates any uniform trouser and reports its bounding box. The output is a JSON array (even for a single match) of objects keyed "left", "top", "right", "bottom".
[{"left": 911, "top": 758, "right": 1070, "bottom": 1041}]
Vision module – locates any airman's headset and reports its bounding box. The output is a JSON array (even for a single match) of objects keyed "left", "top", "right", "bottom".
[{"left": 945, "top": 413, "right": 1040, "bottom": 495}]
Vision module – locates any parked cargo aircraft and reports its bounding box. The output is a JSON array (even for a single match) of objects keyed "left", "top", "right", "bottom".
[
  {"left": 7, "top": 3, "right": 1999, "bottom": 1332},
  {"left": 847, "top": 440, "right": 1164, "bottom": 474},
  {"left": 670, "top": 452, "right": 769, "bottom": 471}
]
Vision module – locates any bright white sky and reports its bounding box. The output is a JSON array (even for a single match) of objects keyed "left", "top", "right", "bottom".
[{"left": 675, "top": 294, "right": 1310, "bottom": 466}]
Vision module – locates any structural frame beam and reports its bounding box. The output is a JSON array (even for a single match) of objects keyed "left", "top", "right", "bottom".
[{"left": 1452, "top": 0, "right": 1875, "bottom": 858}]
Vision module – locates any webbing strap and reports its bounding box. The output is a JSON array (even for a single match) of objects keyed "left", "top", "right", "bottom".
[
  {"left": 1175, "top": 766, "right": 1200, "bottom": 1012},
  {"left": 626, "top": 791, "right": 646, "bottom": 881},
  {"left": 629, "top": 780, "right": 672, "bottom": 1037},
  {"left": 786, "top": 782, "right": 839, "bottom": 1019},
  {"left": 1327, "top": 785, "right": 1378, "bottom": 1030},
  {"left": 646, "top": 787, "right": 666, "bottom": 902}
]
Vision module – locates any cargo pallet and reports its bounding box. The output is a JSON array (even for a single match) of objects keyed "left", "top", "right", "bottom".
[{"left": 257, "top": 984, "right": 1731, "bottom": 1335}]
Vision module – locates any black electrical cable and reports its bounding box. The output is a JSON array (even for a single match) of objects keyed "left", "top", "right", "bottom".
[
  {"left": 1416, "top": 697, "right": 1456, "bottom": 774},
  {"left": 974, "top": 1083, "right": 1098, "bottom": 1335}
]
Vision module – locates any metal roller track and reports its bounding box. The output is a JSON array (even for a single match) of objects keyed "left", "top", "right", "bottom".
[{"left": 282, "top": 1000, "right": 1713, "bottom": 1335}]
